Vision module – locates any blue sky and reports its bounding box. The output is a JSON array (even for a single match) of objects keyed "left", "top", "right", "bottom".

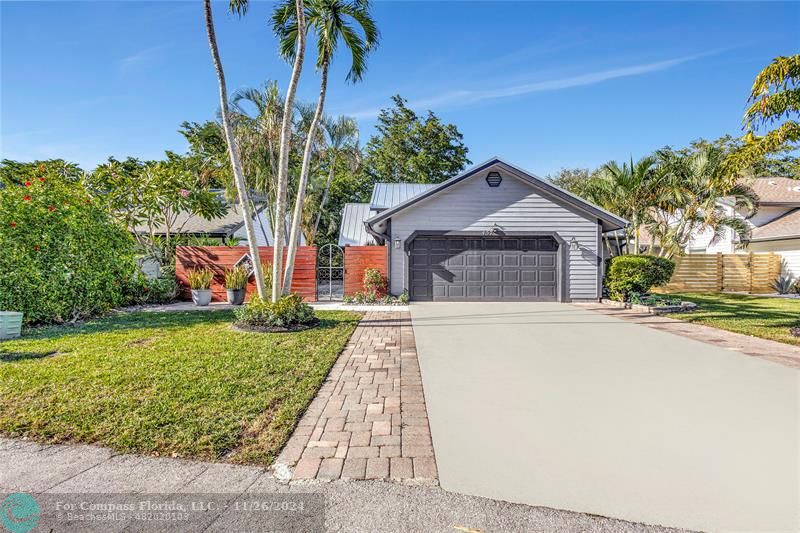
[{"left": 1, "top": 1, "right": 798, "bottom": 177}]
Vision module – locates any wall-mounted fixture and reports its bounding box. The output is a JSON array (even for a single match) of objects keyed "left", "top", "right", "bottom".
[
  {"left": 486, "top": 171, "right": 502, "bottom": 187},
  {"left": 569, "top": 237, "right": 579, "bottom": 250},
  {"left": 394, "top": 239, "right": 401, "bottom": 249}
]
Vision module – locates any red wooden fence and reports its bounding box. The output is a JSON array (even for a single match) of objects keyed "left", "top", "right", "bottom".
[
  {"left": 175, "top": 246, "right": 317, "bottom": 302},
  {"left": 343, "top": 245, "right": 388, "bottom": 296}
]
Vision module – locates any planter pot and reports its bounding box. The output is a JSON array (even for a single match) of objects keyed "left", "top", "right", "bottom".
[
  {"left": 191, "top": 289, "right": 212, "bottom": 307},
  {"left": 0, "top": 311, "right": 23, "bottom": 340},
  {"left": 226, "top": 289, "right": 246, "bottom": 305}
]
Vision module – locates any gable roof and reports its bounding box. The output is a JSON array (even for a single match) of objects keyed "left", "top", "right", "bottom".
[
  {"left": 338, "top": 203, "right": 377, "bottom": 246},
  {"left": 750, "top": 207, "right": 800, "bottom": 242},
  {"left": 365, "top": 157, "right": 628, "bottom": 232},
  {"left": 745, "top": 177, "right": 800, "bottom": 205},
  {"left": 369, "top": 183, "right": 436, "bottom": 210}
]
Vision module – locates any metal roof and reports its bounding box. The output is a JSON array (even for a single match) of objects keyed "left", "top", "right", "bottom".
[
  {"left": 338, "top": 203, "right": 377, "bottom": 246},
  {"left": 369, "top": 183, "right": 436, "bottom": 210}
]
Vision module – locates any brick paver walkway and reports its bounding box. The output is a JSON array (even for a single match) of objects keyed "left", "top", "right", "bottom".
[{"left": 274, "top": 312, "right": 437, "bottom": 483}]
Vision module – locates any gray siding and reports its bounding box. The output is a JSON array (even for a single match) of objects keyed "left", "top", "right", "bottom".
[{"left": 388, "top": 172, "right": 601, "bottom": 299}]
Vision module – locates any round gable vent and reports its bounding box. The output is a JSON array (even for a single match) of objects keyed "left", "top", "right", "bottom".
[{"left": 486, "top": 171, "right": 502, "bottom": 187}]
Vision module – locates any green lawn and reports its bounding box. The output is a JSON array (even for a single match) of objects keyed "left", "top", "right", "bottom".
[
  {"left": 0, "top": 310, "right": 360, "bottom": 464},
  {"left": 666, "top": 292, "right": 800, "bottom": 346}
]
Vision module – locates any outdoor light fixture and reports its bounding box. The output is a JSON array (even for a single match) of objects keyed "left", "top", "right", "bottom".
[
  {"left": 569, "top": 237, "right": 579, "bottom": 250},
  {"left": 394, "top": 239, "right": 401, "bottom": 249},
  {"left": 486, "top": 171, "right": 502, "bottom": 187}
]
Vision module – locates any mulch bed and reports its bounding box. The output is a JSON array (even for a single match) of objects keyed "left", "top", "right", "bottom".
[{"left": 232, "top": 317, "right": 321, "bottom": 334}]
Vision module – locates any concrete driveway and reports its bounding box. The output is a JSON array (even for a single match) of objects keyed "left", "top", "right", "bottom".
[{"left": 410, "top": 302, "right": 799, "bottom": 532}]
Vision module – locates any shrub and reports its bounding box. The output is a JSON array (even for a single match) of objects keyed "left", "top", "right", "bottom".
[
  {"left": 234, "top": 294, "right": 315, "bottom": 329},
  {"left": 772, "top": 275, "right": 795, "bottom": 295},
  {"left": 604, "top": 255, "right": 675, "bottom": 302},
  {"left": 186, "top": 268, "right": 214, "bottom": 289},
  {"left": 363, "top": 268, "right": 388, "bottom": 296},
  {"left": 224, "top": 265, "right": 249, "bottom": 290},
  {"left": 144, "top": 276, "right": 180, "bottom": 304},
  {"left": 0, "top": 160, "right": 140, "bottom": 325},
  {"left": 125, "top": 275, "right": 180, "bottom": 305}
]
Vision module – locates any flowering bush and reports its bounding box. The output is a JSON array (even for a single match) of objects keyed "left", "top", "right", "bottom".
[{"left": 0, "top": 160, "right": 140, "bottom": 324}]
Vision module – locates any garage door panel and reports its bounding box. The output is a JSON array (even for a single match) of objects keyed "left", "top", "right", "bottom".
[
  {"left": 485, "top": 270, "right": 501, "bottom": 282},
  {"left": 540, "top": 255, "right": 557, "bottom": 267},
  {"left": 485, "top": 254, "right": 501, "bottom": 267},
  {"left": 409, "top": 236, "right": 560, "bottom": 302},
  {"left": 540, "top": 270, "right": 556, "bottom": 283},
  {"left": 466, "top": 270, "right": 483, "bottom": 282}
]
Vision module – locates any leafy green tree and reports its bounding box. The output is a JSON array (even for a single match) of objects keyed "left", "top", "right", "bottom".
[
  {"left": 274, "top": 0, "right": 378, "bottom": 291},
  {"left": 362, "top": 95, "right": 470, "bottom": 184},
  {"left": 0, "top": 161, "right": 139, "bottom": 324},
  {"left": 88, "top": 154, "right": 226, "bottom": 267},
  {"left": 546, "top": 167, "right": 597, "bottom": 196},
  {"left": 726, "top": 55, "right": 800, "bottom": 176}
]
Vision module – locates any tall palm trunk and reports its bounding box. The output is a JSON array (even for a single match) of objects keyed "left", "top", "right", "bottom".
[
  {"left": 312, "top": 154, "right": 337, "bottom": 241},
  {"left": 283, "top": 60, "right": 329, "bottom": 292},
  {"left": 204, "top": 0, "right": 267, "bottom": 298},
  {"left": 272, "top": 0, "right": 306, "bottom": 302}
]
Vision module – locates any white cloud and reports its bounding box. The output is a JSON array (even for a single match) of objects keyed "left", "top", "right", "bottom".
[
  {"left": 118, "top": 44, "right": 168, "bottom": 72},
  {"left": 347, "top": 53, "right": 711, "bottom": 120}
]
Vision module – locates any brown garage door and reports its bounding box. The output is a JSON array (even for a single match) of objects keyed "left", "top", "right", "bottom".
[{"left": 409, "top": 236, "right": 559, "bottom": 301}]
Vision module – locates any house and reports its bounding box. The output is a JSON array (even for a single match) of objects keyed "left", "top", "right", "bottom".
[
  {"left": 134, "top": 192, "right": 303, "bottom": 247},
  {"left": 686, "top": 177, "right": 800, "bottom": 277},
  {"left": 345, "top": 157, "right": 627, "bottom": 302}
]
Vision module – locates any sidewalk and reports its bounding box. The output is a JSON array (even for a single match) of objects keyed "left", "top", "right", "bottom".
[{"left": 0, "top": 438, "right": 682, "bottom": 532}]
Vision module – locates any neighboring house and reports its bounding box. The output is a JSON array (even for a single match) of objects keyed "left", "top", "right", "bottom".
[
  {"left": 346, "top": 157, "right": 627, "bottom": 302},
  {"left": 133, "top": 193, "right": 303, "bottom": 247},
  {"left": 685, "top": 177, "right": 800, "bottom": 277}
]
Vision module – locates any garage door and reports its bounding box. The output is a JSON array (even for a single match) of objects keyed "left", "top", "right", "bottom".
[{"left": 409, "top": 236, "right": 559, "bottom": 301}]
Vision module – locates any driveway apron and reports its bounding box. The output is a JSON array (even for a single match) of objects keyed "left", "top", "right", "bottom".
[{"left": 410, "top": 302, "right": 799, "bottom": 532}]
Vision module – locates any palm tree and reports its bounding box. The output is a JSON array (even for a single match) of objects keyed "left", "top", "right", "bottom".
[
  {"left": 203, "top": 0, "right": 267, "bottom": 298},
  {"left": 312, "top": 115, "right": 360, "bottom": 242},
  {"left": 230, "top": 82, "right": 285, "bottom": 243},
  {"left": 584, "top": 156, "right": 658, "bottom": 254},
  {"left": 276, "top": 0, "right": 379, "bottom": 293},
  {"left": 650, "top": 146, "right": 758, "bottom": 258}
]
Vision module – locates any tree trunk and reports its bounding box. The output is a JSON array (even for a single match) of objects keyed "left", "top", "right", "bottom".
[
  {"left": 312, "top": 153, "right": 337, "bottom": 242},
  {"left": 204, "top": 0, "right": 267, "bottom": 298},
  {"left": 283, "top": 60, "right": 328, "bottom": 293},
  {"left": 271, "top": 0, "right": 306, "bottom": 302}
]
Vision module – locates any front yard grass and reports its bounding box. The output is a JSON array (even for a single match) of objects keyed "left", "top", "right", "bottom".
[
  {"left": 0, "top": 310, "right": 360, "bottom": 464},
  {"left": 666, "top": 292, "right": 800, "bottom": 346}
]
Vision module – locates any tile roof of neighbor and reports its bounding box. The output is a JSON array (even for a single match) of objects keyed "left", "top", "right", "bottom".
[
  {"left": 747, "top": 177, "right": 800, "bottom": 204},
  {"left": 369, "top": 183, "right": 437, "bottom": 209},
  {"left": 338, "top": 203, "right": 377, "bottom": 246},
  {"left": 750, "top": 208, "right": 800, "bottom": 241}
]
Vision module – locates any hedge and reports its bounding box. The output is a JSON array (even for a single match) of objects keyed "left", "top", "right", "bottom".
[{"left": 604, "top": 255, "right": 675, "bottom": 302}]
